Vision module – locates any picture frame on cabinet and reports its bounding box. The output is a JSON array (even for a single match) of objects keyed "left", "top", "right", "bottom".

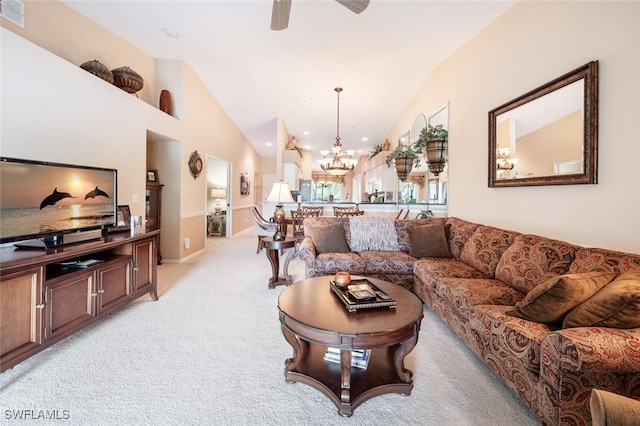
[
  {"left": 147, "top": 169, "right": 158, "bottom": 183},
  {"left": 108, "top": 205, "right": 131, "bottom": 232}
]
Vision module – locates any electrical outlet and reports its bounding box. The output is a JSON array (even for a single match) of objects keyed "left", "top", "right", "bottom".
[
  {"left": 132, "top": 193, "right": 140, "bottom": 203},
  {"left": 184, "top": 238, "right": 190, "bottom": 249}
]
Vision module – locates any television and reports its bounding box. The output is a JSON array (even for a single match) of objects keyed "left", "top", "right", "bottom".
[{"left": 0, "top": 157, "right": 118, "bottom": 248}]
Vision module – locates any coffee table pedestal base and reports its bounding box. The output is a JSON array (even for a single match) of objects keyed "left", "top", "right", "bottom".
[{"left": 282, "top": 339, "right": 416, "bottom": 417}]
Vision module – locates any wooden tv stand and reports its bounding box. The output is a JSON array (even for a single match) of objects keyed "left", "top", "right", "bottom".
[{"left": 0, "top": 230, "right": 160, "bottom": 372}]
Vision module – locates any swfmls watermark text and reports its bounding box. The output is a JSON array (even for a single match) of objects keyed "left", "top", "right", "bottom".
[{"left": 4, "top": 409, "right": 70, "bottom": 421}]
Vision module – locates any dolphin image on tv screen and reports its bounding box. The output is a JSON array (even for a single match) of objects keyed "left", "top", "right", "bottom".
[
  {"left": 39, "top": 188, "right": 75, "bottom": 209},
  {"left": 84, "top": 186, "right": 110, "bottom": 200}
]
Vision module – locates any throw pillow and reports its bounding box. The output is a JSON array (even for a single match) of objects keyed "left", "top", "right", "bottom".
[
  {"left": 348, "top": 217, "right": 400, "bottom": 252},
  {"left": 407, "top": 224, "right": 452, "bottom": 258},
  {"left": 562, "top": 270, "right": 640, "bottom": 329},
  {"left": 507, "top": 272, "right": 618, "bottom": 324},
  {"left": 307, "top": 224, "right": 350, "bottom": 254}
]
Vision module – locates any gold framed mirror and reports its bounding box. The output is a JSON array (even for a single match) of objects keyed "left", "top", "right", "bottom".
[{"left": 488, "top": 61, "right": 598, "bottom": 187}]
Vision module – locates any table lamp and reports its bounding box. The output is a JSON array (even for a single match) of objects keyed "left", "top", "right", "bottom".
[
  {"left": 265, "top": 181, "right": 295, "bottom": 240},
  {"left": 210, "top": 188, "right": 226, "bottom": 214}
]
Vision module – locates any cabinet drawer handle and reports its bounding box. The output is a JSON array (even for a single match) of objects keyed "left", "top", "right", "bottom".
[
  {"left": 35, "top": 304, "right": 45, "bottom": 309},
  {"left": 91, "top": 292, "right": 98, "bottom": 297},
  {"left": 133, "top": 268, "right": 139, "bottom": 271},
  {"left": 98, "top": 289, "right": 105, "bottom": 294}
]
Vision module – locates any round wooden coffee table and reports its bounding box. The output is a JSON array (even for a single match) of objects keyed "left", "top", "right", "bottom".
[{"left": 278, "top": 276, "right": 423, "bottom": 416}]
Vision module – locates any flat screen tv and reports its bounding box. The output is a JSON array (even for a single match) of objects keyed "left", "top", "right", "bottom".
[{"left": 0, "top": 157, "right": 117, "bottom": 248}]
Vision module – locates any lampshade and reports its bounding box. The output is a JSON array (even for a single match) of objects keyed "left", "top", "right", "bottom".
[
  {"left": 210, "top": 188, "right": 226, "bottom": 199},
  {"left": 265, "top": 181, "right": 295, "bottom": 204}
]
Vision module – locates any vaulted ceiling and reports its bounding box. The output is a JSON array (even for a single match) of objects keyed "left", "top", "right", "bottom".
[{"left": 63, "top": 0, "right": 515, "bottom": 168}]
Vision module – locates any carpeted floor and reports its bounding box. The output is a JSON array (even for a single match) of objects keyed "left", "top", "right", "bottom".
[{"left": 0, "top": 228, "right": 541, "bottom": 425}]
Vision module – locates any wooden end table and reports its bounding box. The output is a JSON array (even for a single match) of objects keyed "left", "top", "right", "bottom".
[
  {"left": 278, "top": 276, "right": 424, "bottom": 416},
  {"left": 261, "top": 236, "right": 296, "bottom": 289}
]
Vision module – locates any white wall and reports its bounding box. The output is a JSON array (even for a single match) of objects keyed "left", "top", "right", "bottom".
[{"left": 387, "top": 1, "right": 640, "bottom": 253}]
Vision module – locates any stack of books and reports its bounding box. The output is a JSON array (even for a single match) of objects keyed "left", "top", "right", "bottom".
[{"left": 323, "top": 347, "right": 372, "bottom": 370}]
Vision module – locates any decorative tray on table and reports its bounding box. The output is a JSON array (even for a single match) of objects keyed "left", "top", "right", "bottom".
[{"left": 329, "top": 279, "right": 396, "bottom": 312}]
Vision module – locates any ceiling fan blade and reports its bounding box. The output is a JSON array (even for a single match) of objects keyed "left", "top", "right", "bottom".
[
  {"left": 271, "top": 0, "right": 292, "bottom": 31},
  {"left": 336, "top": 0, "right": 370, "bottom": 14}
]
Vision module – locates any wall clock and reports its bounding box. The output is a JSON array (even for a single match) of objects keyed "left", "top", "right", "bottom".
[{"left": 188, "top": 150, "right": 203, "bottom": 179}]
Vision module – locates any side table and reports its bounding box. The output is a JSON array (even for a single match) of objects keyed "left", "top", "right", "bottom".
[{"left": 261, "top": 236, "right": 296, "bottom": 289}]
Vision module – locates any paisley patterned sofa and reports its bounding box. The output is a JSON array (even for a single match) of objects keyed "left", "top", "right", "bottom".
[{"left": 298, "top": 216, "right": 640, "bottom": 426}]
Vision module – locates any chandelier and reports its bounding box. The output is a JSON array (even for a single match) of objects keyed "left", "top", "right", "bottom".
[{"left": 319, "top": 87, "right": 357, "bottom": 176}]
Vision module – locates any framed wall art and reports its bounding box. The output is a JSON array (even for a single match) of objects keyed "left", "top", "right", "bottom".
[{"left": 240, "top": 172, "right": 250, "bottom": 196}]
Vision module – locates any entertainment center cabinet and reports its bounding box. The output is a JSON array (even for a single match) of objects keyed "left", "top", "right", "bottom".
[{"left": 0, "top": 230, "right": 159, "bottom": 372}]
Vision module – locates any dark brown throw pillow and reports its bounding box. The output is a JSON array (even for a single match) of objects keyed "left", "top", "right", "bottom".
[
  {"left": 308, "top": 224, "right": 350, "bottom": 254},
  {"left": 563, "top": 270, "right": 640, "bottom": 329},
  {"left": 407, "top": 224, "right": 452, "bottom": 259},
  {"left": 507, "top": 272, "right": 618, "bottom": 323}
]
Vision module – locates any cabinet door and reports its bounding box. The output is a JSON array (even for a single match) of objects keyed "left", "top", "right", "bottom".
[
  {"left": 133, "top": 239, "right": 157, "bottom": 299},
  {"left": 0, "top": 267, "right": 43, "bottom": 368},
  {"left": 97, "top": 257, "right": 131, "bottom": 314},
  {"left": 45, "top": 271, "right": 95, "bottom": 341}
]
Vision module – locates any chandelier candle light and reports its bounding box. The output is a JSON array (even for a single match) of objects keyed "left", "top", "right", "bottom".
[
  {"left": 319, "top": 87, "right": 358, "bottom": 176},
  {"left": 265, "top": 181, "right": 295, "bottom": 241}
]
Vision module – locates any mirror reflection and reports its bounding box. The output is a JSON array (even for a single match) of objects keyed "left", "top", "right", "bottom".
[{"left": 489, "top": 61, "right": 598, "bottom": 187}]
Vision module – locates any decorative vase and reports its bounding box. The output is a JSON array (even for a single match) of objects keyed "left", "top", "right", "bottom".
[
  {"left": 424, "top": 139, "right": 448, "bottom": 176},
  {"left": 159, "top": 90, "right": 173, "bottom": 116},
  {"left": 382, "top": 138, "right": 391, "bottom": 151},
  {"left": 394, "top": 156, "right": 414, "bottom": 182},
  {"left": 111, "top": 66, "right": 144, "bottom": 95},
  {"left": 79, "top": 60, "right": 114, "bottom": 84}
]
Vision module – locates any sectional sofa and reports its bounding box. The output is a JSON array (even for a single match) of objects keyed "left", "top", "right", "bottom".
[{"left": 297, "top": 216, "right": 640, "bottom": 425}]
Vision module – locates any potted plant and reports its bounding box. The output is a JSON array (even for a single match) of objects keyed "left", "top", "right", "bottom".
[
  {"left": 385, "top": 143, "right": 422, "bottom": 181},
  {"left": 416, "top": 124, "right": 448, "bottom": 176},
  {"left": 367, "top": 144, "right": 383, "bottom": 161}
]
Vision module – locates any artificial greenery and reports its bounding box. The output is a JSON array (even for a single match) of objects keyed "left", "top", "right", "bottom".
[
  {"left": 385, "top": 143, "right": 423, "bottom": 168},
  {"left": 292, "top": 145, "right": 304, "bottom": 158},
  {"left": 415, "top": 124, "right": 448, "bottom": 151},
  {"left": 367, "top": 144, "right": 383, "bottom": 161}
]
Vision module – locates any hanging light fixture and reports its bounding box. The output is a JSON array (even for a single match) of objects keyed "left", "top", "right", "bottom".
[{"left": 319, "top": 87, "right": 357, "bottom": 176}]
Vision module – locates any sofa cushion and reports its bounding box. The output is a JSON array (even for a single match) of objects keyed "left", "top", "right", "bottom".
[
  {"left": 507, "top": 272, "right": 618, "bottom": 324},
  {"left": 469, "top": 305, "right": 554, "bottom": 374},
  {"left": 407, "top": 223, "right": 452, "bottom": 258},
  {"left": 308, "top": 223, "right": 350, "bottom": 253},
  {"left": 359, "top": 251, "right": 416, "bottom": 275},
  {"left": 395, "top": 217, "right": 446, "bottom": 253},
  {"left": 460, "top": 225, "right": 519, "bottom": 278},
  {"left": 445, "top": 217, "right": 480, "bottom": 260},
  {"left": 495, "top": 234, "right": 577, "bottom": 294},
  {"left": 436, "top": 278, "right": 526, "bottom": 316},
  {"left": 568, "top": 247, "right": 640, "bottom": 275},
  {"left": 314, "top": 252, "right": 366, "bottom": 274},
  {"left": 348, "top": 217, "right": 400, "bottom": 252},
  {"left": 563, "top": 270, "right": 640, "bottom": 329},
  {"left": 413, "top": 258, "right": 488, "bottom": 295}
]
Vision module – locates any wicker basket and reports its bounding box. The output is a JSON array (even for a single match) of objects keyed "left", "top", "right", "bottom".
[
  {"left": 111, "top": 66, "right": 144, "bottom": 94},
  {"left": 79, "top": 60, "right": 114, "bottom": 84}
]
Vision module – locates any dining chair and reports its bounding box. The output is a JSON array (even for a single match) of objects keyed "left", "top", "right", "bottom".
[
  {"left": 334, "top": 208, "right": 365, "bottom": 217},
  {"left": 333, "top": 206, "right": 361, "bottom": 216},
  {"left": 395, "top": 208, "right": 409, "bottom": 220},
  {"left": 249, "top": 206, "right": 277, "bottom": 254},
  {"left": 290, "top": 209, "right": 321, "bottom": 242},
  {"left": 300, "top": 206, "right": 324, "bottom": 215}
]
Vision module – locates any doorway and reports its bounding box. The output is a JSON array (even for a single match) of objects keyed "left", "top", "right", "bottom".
[{"left": 206, "top": 156, "right": 231, "bottom": 239}]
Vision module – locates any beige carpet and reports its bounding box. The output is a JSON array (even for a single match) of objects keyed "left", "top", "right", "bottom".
[{"left": 0, "top": 228, "right": 540, "bottom": 425}]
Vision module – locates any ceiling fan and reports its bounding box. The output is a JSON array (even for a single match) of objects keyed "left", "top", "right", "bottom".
[{"left": 271, "top": 0, "right": 370, "bottom": 31}]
